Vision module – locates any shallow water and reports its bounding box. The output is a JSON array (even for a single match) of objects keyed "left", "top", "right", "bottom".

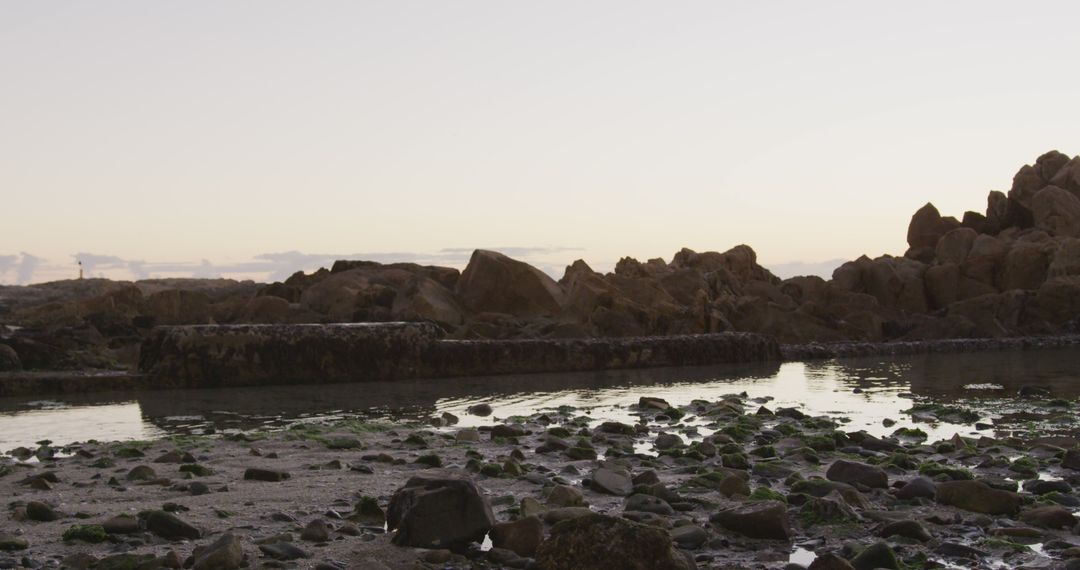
[{"left": 2, "top": 346, "right": 1080, "bottom": 450}]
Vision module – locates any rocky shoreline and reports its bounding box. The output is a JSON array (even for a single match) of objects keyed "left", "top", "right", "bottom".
[{"left": 4, "top": 385, "right": 1080, "bottom": 569}]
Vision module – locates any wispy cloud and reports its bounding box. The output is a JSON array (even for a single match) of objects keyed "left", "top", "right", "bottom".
[{"left": 1, "top": 247, "right": 584, "bottom": 285}]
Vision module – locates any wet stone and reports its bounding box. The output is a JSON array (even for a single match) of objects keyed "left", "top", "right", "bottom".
[{"left": 244, "top": 467, "right": 291, "bottom": 482}]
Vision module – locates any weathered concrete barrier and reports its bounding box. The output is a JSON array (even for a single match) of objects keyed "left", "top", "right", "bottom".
[
  {"left": 782, "top": 334, "right": 1080, "bottom": 361},
  {"left": 421, "top": 333, "right": 781, "bottom": 378},
  {"left": 137, "top": 322, "right": 781, "bottom": 388},
  {"left": 138, "top": 323, "right": 441, "bottom": 388}
]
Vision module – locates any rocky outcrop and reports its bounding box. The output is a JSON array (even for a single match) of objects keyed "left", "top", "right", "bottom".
[
  {"left": 7, "top": 150, "right": 1080, "bottom": 377},
  {"left": 535, "top": 513, "right": 691, "bottom": 570}
]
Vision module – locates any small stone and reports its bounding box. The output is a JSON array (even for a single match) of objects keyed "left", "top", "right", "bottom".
[
  {"left": 590, "top": 466, "right": 633, "bottom": 496},
  {"left": 669, "top": 524, "right": 707, "bottom": 549},
  {"left": 126, "top": 465, "right": 157, "bottom": 481},
  {"left": 25, "top": 501, "right": 60, "bottom": 522},
  {"left": 102, "top": 515, "right": 140, "bottom": 535},
  {"left": 850, "top": 541, "right": 901, "bottom": 570},
  {"left": 192, "top": 533, "right": 244, "bottom": 570},
  {"left": 0, "top": 533, "right": 29, "bottom": 551},
  {"left": 490, "top": 516, "right": 544, "bottom": 557},
  {"left": 301, "top": 520, "right": 332, "bottom": 542},
  {"left": 879, "top": 520, "right": 931, "bottom": 542},
  {"left": 140, "top": 510, "right": 202, "bottom": 540},
  {"left": 547, "top": 485, "right": 586, "bottom": 507},
  {"left": 467, "top": 403, "right": 493, "bottom": 416},
  {"left": 244, "top": 467, "right": 290, "bottom": 482}
]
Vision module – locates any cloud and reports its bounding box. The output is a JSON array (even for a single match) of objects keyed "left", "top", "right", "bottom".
[
  {"left": 2, "top": 246, "right": 583, "bottom": 285},
  {"left": 16, "top": 252, "right": 44, "bottom": 285}
]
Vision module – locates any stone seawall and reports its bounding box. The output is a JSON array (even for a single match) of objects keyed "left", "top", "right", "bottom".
[
  {"left": 136, "top": 323, "right": 781, "bottom": 388},
  {"left": 782, "top": 334, "right": 1080, "bottom": 361}
]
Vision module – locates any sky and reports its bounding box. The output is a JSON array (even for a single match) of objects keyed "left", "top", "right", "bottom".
[{"left": 3, "top": 1, "right": 1079, "bottom": 284}]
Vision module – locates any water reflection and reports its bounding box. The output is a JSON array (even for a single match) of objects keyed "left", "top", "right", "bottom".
[{"left": 2, "top": 347, "right": 1080, "bottom": 450}]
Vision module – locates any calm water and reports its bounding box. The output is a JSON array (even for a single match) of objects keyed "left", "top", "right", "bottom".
[{"left": 3, "top": 347, "right": 1080, "bottom": 450}]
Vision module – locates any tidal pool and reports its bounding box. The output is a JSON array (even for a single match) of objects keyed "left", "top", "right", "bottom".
[{"left": 2, "top": 346, "right": 1080, "bottom": 451}]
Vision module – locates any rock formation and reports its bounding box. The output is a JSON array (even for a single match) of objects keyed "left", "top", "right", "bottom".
[{"left": 4, "top": 150, "right": 1080, "bottom": 374}]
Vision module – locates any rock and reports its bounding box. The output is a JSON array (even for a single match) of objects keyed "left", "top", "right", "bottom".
[
  {"left": 0, "top": 533, "right": 28, "bottom": 551},
  {"left": 936, "top": 480, "right": 1020, "bottom": 515},
  {"left": 808, "top": 553, "right": 856, "bottom": 570},
  {"left": 669, "top": 524, "right": 707, "bottom": 549},
  {"left": 825, "top": 459, "right": 887, "bottom": 489},
  {"left": 0, "top": 344, "right": 20, "bottom": 371},
  {"left": 879, "top": 519, "right": 931, "bottom": 542},
  {"left": 300, "top": 520, "right": 331, "bottom": 542},
  {"left": 907, "top": 203, "right": 947, "bottom": 249},
  {"left": 547, "top": 485, "right": 587, "bottom": 507},
  {"left": 258, "top": 541, "right": 311, "bottom": 561},
  {"left": 850, "top": 541, "right": 901, "bottom": 570},
  {"left": 591, "top": 466, "right": 634, "bottom": 496},
  {"left": 717, "top": 475, "right": 751, "bottom": 498},
  {"left": 192, "top": 533, "right": 244, "bottom": 570},
  {"left": 102, "top": 515, "right": 140, "bottom": 535},
  {"left": 543, "top": 507, "right": 594, "bottom": 524},
  {"left": 490, "top": 516, "right": 544, "bottom": 557},
  {"left": 126, "top": 465, "right": 157, "bottom": 481},
  {"left": 895, "top": 476, "right": 936, "bottom": 500},
  {"left": 1020, "top": 505, "right": 1078, "bottom": 529},
  {"left": 654, "top": 432, "right": 684, "bottom": 449},
  {"left": 490, "top": 424, "right": 527, "bottom": 438},
  {"left": 25, "top": 500, "right": 60, "bottom": 522},
  {"left": 624, "top": 494, "right": 674, "bottom": 515},
  {"left": 1062, "top": 448, "right": 1080, "bottom": 470},
  {"left": 535, "top": 513, "right": 689, "bottom": 570},
  {"left": 386, "top": 469, "right": 495, "bottom": 549},
  {"left": 455, "top": 250, "right": 566, "bottom": 317},
  {"left": 639, "top": 397, "right": 671, "bottom": 411},
  {"left": 935, "top": 228, "right": 978, "bottom": 265},
  {"left": 140, "top": 510, "right": 202, "bottom": 540},
  {"left": 467, "top": 403, "right": 493, "bottom": 417},
  {"left": 1032, "top": 186, "right": 1080, "bottom": 237},
  {"left": 244, "top": 468, "right": 290, "bottom": 482},
  {"left": 710, "top": 500, "right": 791, "bottom": 540}
]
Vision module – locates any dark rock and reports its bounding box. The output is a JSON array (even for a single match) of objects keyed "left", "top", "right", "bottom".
[
  {"left": 192, "top": 533, "right": 244, "bottom": 570},
  {"left": 849, "top": 541, "right": 901, "bottom": 570},
  {"left": 387, "top": 469, "right": 495, "bottom": 549},
  {"left": 711, "top": 500, "right": 791, "bottom": 540},
  {"left": 591, "top": 466, "right": 633, "bottom": 496},
  {"left": 535, "top": 513, "right": 689, "bottom": 570},
  {"left": 936, "top": 480, "right": 1020, "bottom": 515},
  {"left": 895, "top": 476, "right": 937, "bottom": 500},
  {"left": 490, "top": 516, "right": 544, "bottom": 557},
  {"left": 244, "top": 468, "right": 290, "bottom": 482},
  {"left": 669, "top": 525, "right": 707, "bottom": 549},
  {"left": 1020, "top": 505, "right": 1078, "bottom": 529},
  {"left": 807, "top": 553, "right": 855, "bottom": 570},
  {"left": 102, "top": 515, "right": 140, "bottom": 535},
  {"left": 258, "top": 541, "right": 310, "bottom": 561},
  {"left": 300, "top": 520, "right": 332, "bottom": 542},
  {"left": 825, "top": 460, "right": 887, "bottom": 489},
  {"left": 140, "top": 510, "right": 202, "bottom": 540},
  {"left": 878, "top": 520, "right": 931, "bottom": 542},
  {"left": 25, "top": 501, "right": 60, "bottom": 522}
]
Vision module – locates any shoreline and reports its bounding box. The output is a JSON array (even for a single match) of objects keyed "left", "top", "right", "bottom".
[
  {"left": 2, "top": 385, "right": 1079, "bottom": 569},
  {"left": 3, "top": 332, "right": 1080, "bottom": 399}
]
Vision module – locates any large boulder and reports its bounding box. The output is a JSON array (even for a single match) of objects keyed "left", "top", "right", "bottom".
[
  {"left": 935, "top": 228, "right": 978, "bottom": 265},
  {"left": 0, "top": 344, "right": 20, "bottom": 371},
  {"left": 387, "top": 469, "right": 495, "bottom": 549},
  {"left": 1036, "top": 276, "right": 1080, "bottom": 325},
  {"left": 391, "top": 277, "right": 464, "bottom": 326},
  {"left": 906, "top": 203, "right": 948, "bottom": 251},
  {"left": 1049, "top": 155, "right": 1080, "bottom": 197},
  {"left": 1001, "top": 239, "right": 1053, "bottom": 290},
  {"left": 534, "top": 513, "right": 690, "bottom": 570},
  {"left": 825, "top": 459, "right": 888, "bottom": 489},
  {"left": 1031, "top": 186, "right": 1080, "bottom": 238},
  {"left": 1047, "top": 238, "right": 1080, "bottom": 278},
  {"left": 455, "top": 250, "right": 565, "bottom": 317}
]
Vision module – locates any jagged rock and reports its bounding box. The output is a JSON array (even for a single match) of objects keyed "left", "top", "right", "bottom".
[
  {"left": 387, "top": 469, "right": 495, "bottom": 549},
  {"left": 1032, "top": 186, "right": 1080, "bottom": 237},
  {"left": 535, "top": 513, "right": 689, "bottom": 570},
  {"left": 455, "top": 250, "right": 565, "bottom": 317}
]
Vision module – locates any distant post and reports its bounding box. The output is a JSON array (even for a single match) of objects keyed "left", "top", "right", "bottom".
[{"left": 78, "top": 260, "right": 83, "bottom": 280}]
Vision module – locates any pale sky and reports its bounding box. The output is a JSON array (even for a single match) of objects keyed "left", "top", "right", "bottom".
[{"left": 3, "top": 1, "right": 1079, "bottom": 284}]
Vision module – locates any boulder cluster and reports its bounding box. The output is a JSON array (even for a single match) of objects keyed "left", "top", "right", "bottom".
[{"left": 4, "top": 151, "right": 1080, "bottom": 373}]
